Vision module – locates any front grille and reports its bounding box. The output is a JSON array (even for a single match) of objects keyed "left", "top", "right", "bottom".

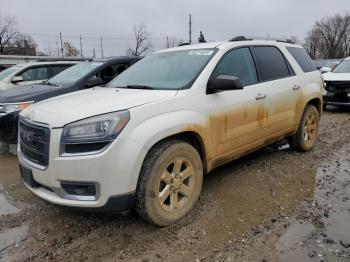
[
  {"left": 325, "top": 81, "right": 350, "bottom": 93},
  {"left": 19, "top": 117, "right": 50, "bottom": 167}
]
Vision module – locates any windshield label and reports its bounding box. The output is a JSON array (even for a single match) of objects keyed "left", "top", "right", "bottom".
[{"left": 188, "top": 50, "right": 214, "bottom": 56}]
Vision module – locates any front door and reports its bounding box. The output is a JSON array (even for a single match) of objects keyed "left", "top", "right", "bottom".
[{"left": 207, "top": 47, "right": 269, "bottom": 164}]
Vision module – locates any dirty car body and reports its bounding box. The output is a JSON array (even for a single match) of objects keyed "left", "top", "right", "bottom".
[{"left": 18, "top": 40, "right": 323, "bottom": 226}]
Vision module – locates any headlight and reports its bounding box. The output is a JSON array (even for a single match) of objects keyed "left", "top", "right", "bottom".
[
  {"left": 61, "top": 110, "right": 130, "bottom": 145},
  {"left": 2, "top": 102, "right": 33, "bottom": 113}
]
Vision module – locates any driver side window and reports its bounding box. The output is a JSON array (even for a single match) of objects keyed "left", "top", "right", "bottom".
[{"left": 213, "top": 48, "right": 258, "bottom": 86}]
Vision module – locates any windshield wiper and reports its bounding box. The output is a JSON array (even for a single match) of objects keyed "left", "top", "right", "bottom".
[
  {"left": 45, "top": 81, "right": 59, "bottom": 87},
  {"left": 125, "top": 85, "right": 155, "bottom": 90}
]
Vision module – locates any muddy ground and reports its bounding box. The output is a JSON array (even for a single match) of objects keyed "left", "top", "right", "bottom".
[{"left": 0, "top": 109, "right": 349, "bottom": 262}]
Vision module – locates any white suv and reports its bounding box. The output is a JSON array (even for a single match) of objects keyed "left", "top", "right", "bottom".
[{"left": 18, "top": 39, "right": 323, "bottom": 226}]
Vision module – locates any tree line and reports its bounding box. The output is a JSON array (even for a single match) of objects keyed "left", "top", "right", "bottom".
[{"left": 304, "top": 13, "right": 350, "bottom": 59}]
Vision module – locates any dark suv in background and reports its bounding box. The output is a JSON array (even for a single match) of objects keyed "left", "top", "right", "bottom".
[{"left": 0, "top": 57, "right": 141, "bottom": 143}]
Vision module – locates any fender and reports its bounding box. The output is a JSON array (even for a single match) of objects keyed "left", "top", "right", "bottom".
[{"left": 295, "top": 82, "right": 323, "bottom": 125}]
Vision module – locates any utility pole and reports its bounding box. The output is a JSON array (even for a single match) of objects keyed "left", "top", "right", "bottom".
[
  {"left": 59, "top": 32, "right": 64, "bottom": 57},
  {"left": 100, "top": 36, "right": 104, "bottom": 58},
  {"left": 79, "top": 34, "right": 83, "bottom": 58},
  {"left": 189, "top": 13, "right": 192, "bottom": 44},
  {"left": 56, "top": 36, "right": 60, "bottom": 57},
  {"left": 166, "top": 36, "right": 169, "bottom": 48}
]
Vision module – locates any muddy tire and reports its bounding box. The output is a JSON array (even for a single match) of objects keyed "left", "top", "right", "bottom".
[
  {"left": 288, "top": 104, "right": 320, "bottom": 152},
  {"left": 135, "top": 140, "right": 203, "bottom": 226}
]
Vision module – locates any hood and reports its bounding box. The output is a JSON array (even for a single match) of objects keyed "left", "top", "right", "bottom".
[
  {"left": 0, "top": 83, "right": 62, "bottom": 103},
  {"left": 21, "top": 87, "right": 177, "bottom": 127},
  {"left": 323, "top": 72, "right": 350, "bottom": 82}
]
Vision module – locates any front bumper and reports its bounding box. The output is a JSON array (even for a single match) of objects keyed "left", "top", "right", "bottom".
[
  {"left": 324, "top": 81, "right": 350, "bottom": 106},
  {"left": 18, "top": 124, "right": 147, "bottom": 211},
  {"left": 0, "top": 111, "right": 19, "bottom": 144},
  {"left": 323, "top": 92, "right": 350, "bottom": 106}
]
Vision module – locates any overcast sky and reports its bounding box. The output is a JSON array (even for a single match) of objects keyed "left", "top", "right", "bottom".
[{"left": 1, "top": 0, "right": 349, "bottom": 57}]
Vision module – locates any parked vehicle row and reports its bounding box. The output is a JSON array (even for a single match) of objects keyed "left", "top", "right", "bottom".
[
  {"left": 0, "top": 57, "right": 140, "bottom": 143},
  {"left": 0, "top": 61, "right": 77, "bottom": 91},
  {"left": 16, "top": 39, "right": 323, "bottom": 226}
]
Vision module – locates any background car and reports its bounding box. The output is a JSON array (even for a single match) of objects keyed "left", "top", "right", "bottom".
[
  {"left": 323, "top": 56, "right": 350, "bottom": 107},
  {"left": 0, "top": 61, "right": 78, "bottom": 90},
  {"left": 0, "top": 57, "right": 141, "bottom": 143},
  {"left": 319, "top": 60, "right": 341, "bottom": 74}
]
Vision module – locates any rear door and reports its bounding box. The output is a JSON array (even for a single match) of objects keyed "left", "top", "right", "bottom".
[
  {"left": 252, "top": 46, "right": 300, "bottom": 136},
  {"left": 207, "top": 47, "right": 270, "bottom": 161}
]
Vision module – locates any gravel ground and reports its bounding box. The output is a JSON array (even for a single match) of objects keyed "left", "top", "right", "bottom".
[{"left": 0, "top": 108, "right": 349, "bottom": 262}]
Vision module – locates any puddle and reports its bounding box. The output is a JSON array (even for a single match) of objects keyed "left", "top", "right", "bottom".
[
  {"left": 0, "top": 225, "right": 28, "bottom": 261},
  {"left": 0, "top": 194, "right": 19, "bottom": 215},
  {"left": 245, "top": 144, "right": 350, "bottom": 261}
]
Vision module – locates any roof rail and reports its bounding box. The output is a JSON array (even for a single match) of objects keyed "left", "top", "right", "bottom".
[
  {"left": 228, "top": 36, "right": 295, "bottom": 44},
  {"left": 178, "top": 42, "right": 190, "bottom": 46}
]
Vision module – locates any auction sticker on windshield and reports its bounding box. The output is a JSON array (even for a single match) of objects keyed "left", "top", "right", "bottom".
[{"left": 188, "top": 50, "right": 214, "bottom": 56}]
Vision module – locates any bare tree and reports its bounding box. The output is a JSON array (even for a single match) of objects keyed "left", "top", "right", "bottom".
[
  {"left": 13, "top": 33, "right": 37, "bottom": 49},
  {"left": 0, "top": 14, "right": 18, "bottom": 54},
  {"left": 63, "top": 41, "right": 80, "bottom": 57},
  {"left": 127, "top": 25, "right": 152, "bottom": 56},
  {"left": 304, "top": 13, "right": 350, "bottom": 59}
]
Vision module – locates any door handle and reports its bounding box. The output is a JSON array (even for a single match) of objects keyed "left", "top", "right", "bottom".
[
  {"left": 255, "top": 93, "right": 266, "bottom": 100},
  {"left": 293, "top": 85, "right": 301, "bottom": 90}
]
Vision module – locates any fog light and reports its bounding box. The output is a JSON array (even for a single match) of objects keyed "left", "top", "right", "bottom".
[{"left": 61, "top": 182, "right": 96, "bottom": 196}]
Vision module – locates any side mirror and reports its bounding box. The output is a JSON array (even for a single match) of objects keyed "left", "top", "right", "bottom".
[
  {"left": 207, "top": 75, "right": 243, "bottom": 94},
  {"left": 85, "top": 77, "right": 104, "bottom": 88},
  {"left": 11, "top": 76, "right": 24, "bottom": 84}
]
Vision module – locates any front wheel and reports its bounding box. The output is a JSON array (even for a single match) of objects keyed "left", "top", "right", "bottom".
[
  {"left": 288, "top": 104, "right": 320, "bottom": 151},
  {"left": 135, "top": 140, "right": 203, "bottom": 226}
]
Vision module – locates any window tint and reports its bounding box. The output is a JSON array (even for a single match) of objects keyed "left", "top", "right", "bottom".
[
  {"left": 48, "top": 66, "right": 71, "bottom": 78},
  {"left": 212, "top": 47, "right": 257, "bottom": 86},
  {"left": 286, "top": 47, "right": 317, "bottom": 73},
  {"left": 19, "top": 67, "right": 48, "bottom": 81},
  {"left": 253, "top": 46, "right": 290, "bottom": 81}
]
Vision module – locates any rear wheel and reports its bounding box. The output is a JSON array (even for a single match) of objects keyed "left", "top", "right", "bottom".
[
  {"left": 288, "top": 104, "right": 320, "bottom": 151},
  {"left": 136, "top": 140, "right": 203, "bottom": 226}
]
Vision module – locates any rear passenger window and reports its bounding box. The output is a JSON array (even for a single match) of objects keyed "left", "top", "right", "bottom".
[
  {"left": 253, "top": 46, "right": 290, "bottom": 81},
  {"left": 286, "top": 47, "right": 317, "bottom": 73},
  {"left": 212, "top": 47, "right": 258, "bottom": 86}
]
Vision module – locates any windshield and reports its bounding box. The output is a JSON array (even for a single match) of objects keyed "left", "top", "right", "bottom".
[
  {"left": 48, "top": 62, "right": 103, "bottom": 86},
  {"left": 332, "top": 60, "right": 350, "bottom": 73},
  {"left": 0, "top": 66, "right": 21, "bottom": 81},
  {"left": 108, "top": 49, "right": 216, "bottom": 90}
]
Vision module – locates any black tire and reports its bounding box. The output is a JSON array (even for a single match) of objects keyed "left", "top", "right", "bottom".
[
  {"left": 288, "top": 104, "right": 320, "bottom": 152},
  {"left": 135, "top": 139, "right": 203, "bottom": 226}
]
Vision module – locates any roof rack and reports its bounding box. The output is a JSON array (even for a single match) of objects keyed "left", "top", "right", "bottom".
[
  {"left": 229, "top": 36, "right": 252, "bottom": 42},
  {"left": 229, "top": 36, "right": 295, "bottom": 44}
]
